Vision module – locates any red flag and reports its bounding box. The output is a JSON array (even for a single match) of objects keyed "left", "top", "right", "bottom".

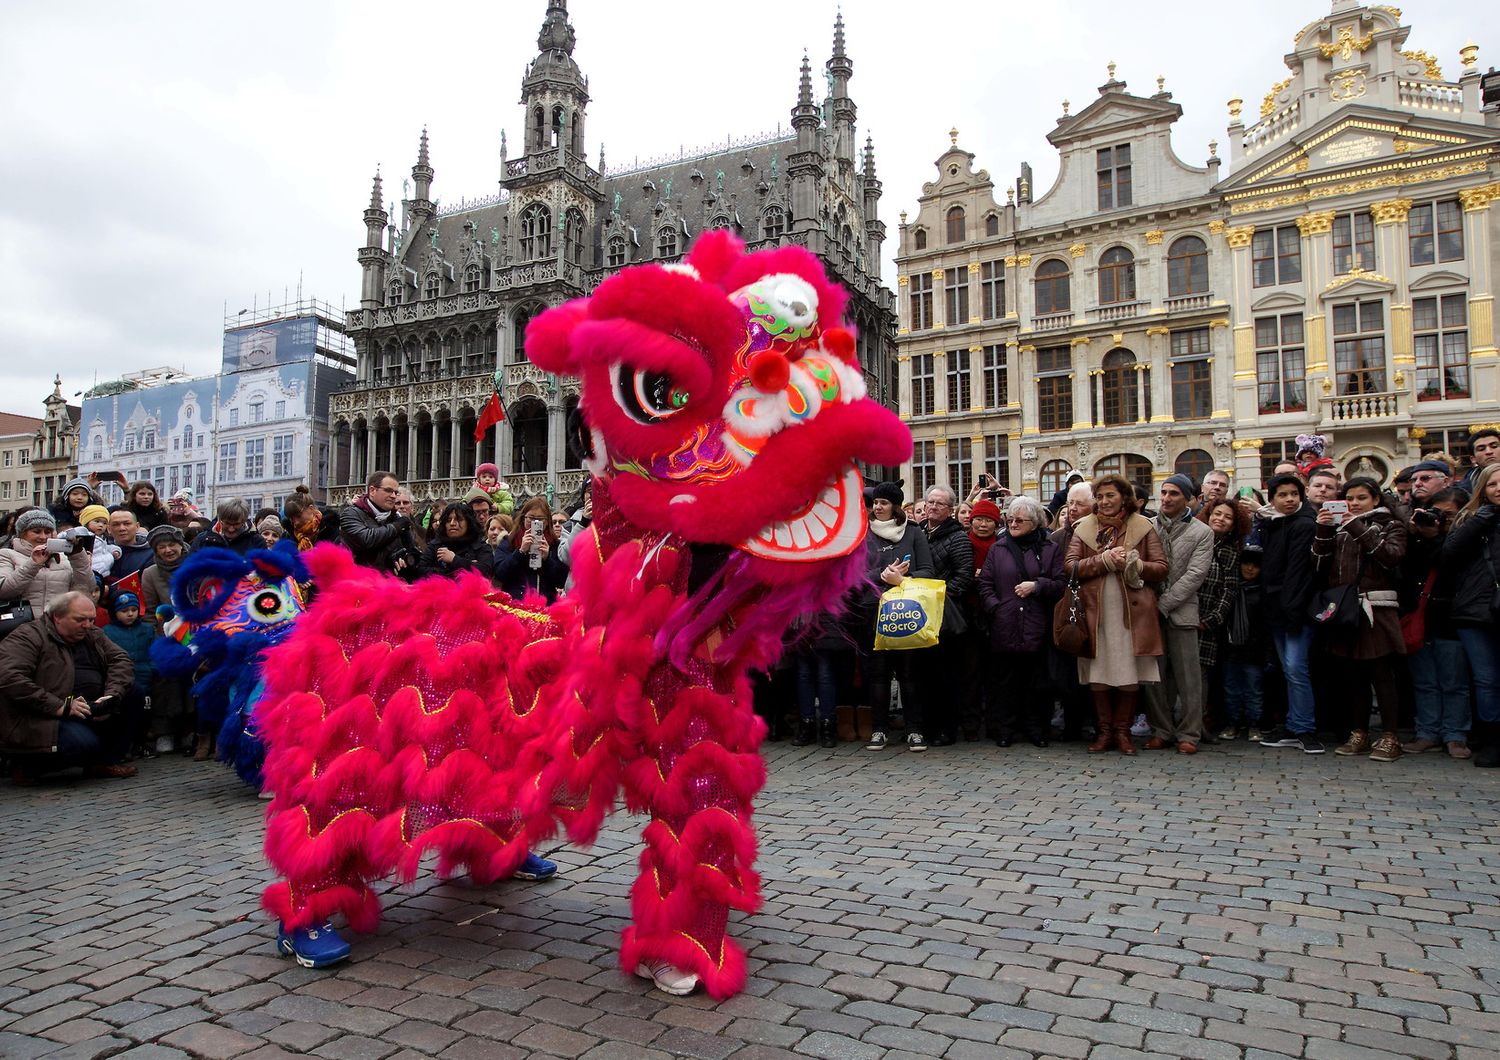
[{"left": 475, "top": 389, "right": 505, "bottom": 442}]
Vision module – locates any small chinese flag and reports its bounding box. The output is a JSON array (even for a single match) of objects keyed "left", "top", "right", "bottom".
[{"left": 475, "top": 369, "right": 505, "bottom": 442}]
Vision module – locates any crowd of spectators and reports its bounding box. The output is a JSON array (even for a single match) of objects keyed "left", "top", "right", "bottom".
[
  {"left": 0, "top": 467, "right": 587, "bottom": 785},
  {"left": 5, "top": 427, "right": 1499, "bottom": 784},
  {"left": 777, "top": 427, "right": 1500, "bottom": 769}
]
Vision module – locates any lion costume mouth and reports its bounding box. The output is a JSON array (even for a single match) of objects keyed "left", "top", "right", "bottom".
[{"left": 739, "top": 465, "right": 865, "bottom": 563}]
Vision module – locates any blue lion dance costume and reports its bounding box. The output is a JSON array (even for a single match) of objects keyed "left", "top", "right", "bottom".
[{"left": 150, "top": 541, "right": 308, "bottom": 789}]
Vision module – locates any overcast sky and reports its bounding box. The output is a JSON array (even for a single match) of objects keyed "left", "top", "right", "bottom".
[{"left": 0, "top": 0, "right": 1482, "bottom": 416}]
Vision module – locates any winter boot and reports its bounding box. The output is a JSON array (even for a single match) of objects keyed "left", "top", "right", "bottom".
[
  {"left": 791, "top": 719, "right": 814, "bottom": 747},
  {"left": 1474, "top": 721, "right": 1500, "bottom": 769},
  {"left": 1087, "top": 691, "right": 1113, "bottom": 754},
  {"left": 818, "top": 717, "right": 837, "bottom": 748},
  {"left": 1113, "top": 690, "right": 1139, "bottom": 756}
]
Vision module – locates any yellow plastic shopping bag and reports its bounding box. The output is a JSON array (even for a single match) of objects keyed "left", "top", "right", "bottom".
[{"left": 874, "top": 577, "right": 946, "bottom": 651}]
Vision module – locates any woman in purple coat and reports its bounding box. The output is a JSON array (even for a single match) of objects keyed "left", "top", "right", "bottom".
[{"left": 977, "top": 496, "right": 1064, "bottom": 746}]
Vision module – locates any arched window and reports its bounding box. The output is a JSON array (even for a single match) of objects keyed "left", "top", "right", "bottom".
[
  {"left": 550, "top": 105, "right": 565, "bottom": 149},
  {"left": 946, "top": 206, "right": 966, "bottom": 244},
  {"left": 1174, "top": 449, "right": 1214, "bottom": 487},
  {"left": 423, "top": 272, "right": 441, "bottom": 300},
  {"left": 841, "top": 224, "right": 855, "bottom": 249},
  {"left": 762, "top": 206, "right": 785, "bottom": 241},
  {"left": 913, "top": 228, "right": 927, "bottom": 250},
  {"left": 510, "top": 397, "right": 548, "bottom": 473},
  {"left": 530, "top": 106, "right": 545, "bottom": 153},
  {"left": 569, "top": 109, "right": 583, "bottom": 156},
  {"left": 710, "top": 215, "right": 733, "bottom": 231},
  {"left": 1039, "top": 460, "right": 1074, "bottom": 498},
  {"left": 984, "top": 213, "right": 1000, "bottom": 237},
  {"left": 512, "top": 302, "right": 544, "bottom": 364},
  {"left": 1098, "top": 247, "right": 1136, "bottom": 304},
  {"left": 1167, "top": 236, "right": 1209, "bottom": 297},
  {"left": 463, "top": 264, "right": 482, "bottom": 293},
  {"left": 519, "top": 204, "right": 551, "bottom": 261},
  {"left": 1035, "top": 259, "right": 1070, "bottom": 315},
  {"left": 607, "top": 236, "right": 627, "bottom": 268},
  {"left": 1101, "top": 348, "right": 1140, "bottom": 426},
  {"left": 656, "top": 226, "right": 679, "bottom": 258},
  {"left": 1093, "top": 453, "right": 1154, "bottom": 500},
  {"left": 563, "top": 396, "right": 582, "bottom": 470},
  {"left": 564, "top": 207, "right": 586, "bottom": 266},
  {"left": 387, "top": 278, "right": 403, "bottom": 306}
]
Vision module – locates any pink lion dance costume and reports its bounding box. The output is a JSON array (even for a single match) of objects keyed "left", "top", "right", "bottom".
[{"left": 258, "top": 231, "right": 910, "bottom": 998}]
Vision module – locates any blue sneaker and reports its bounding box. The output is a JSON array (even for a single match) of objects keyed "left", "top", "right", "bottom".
[
  {"left": 514, "top": 851, "right": 557, "bottom": 881},
  {"left": 276, "top": 920, "right": 351, "bottom": 968}
]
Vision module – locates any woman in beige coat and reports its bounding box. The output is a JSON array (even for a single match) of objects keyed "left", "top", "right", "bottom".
[
  {"left": 1064, "top": 474, "right": 1169, "bottom": 755},
  {"left": 0, "top": 510, "right": 93, "bottom": 615}
]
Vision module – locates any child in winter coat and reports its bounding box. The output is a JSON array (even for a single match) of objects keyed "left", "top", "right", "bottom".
[
  {"left": 78, "top": 504, "right": 122, "bottom": 579},
  {"left": 102, "top": 591, "right": 156, "bottom": 758},
  {"left": 1220, "top": 545, "right": 1269, "bottom": 741},
  {"left": 472, "top": 462, "right": 516, "bottom": 516}
]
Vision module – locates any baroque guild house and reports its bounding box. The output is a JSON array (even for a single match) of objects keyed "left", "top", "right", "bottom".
[
  {"left": 327, "top": 0, "right": 896, "bottom": 505},
  {"left": 896, "top": 0, "right": 1499, "bottom": 501}
]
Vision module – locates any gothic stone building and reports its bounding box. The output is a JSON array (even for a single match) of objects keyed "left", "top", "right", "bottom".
[
  {"left": 896, "top": 0, "right": 1499, "bottom": 502},
  {"left": 327, "top": 1, "right": 895, "bottom": 505}
]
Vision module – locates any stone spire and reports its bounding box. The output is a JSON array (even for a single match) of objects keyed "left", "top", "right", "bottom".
[
  {"left": 360, "top": 169, "right": 392, "bottom": 309},
  {"left": 537, "top": 0, "right": 575, "bottom": 55},
  {"left": 862, "top": 136, "right": 884, "bottom": 279},
  {"left": 826, "top": 13, "right": 856, "bottom": 171},
  {"left": 410, "top": 128, "right": 435, "bottom": 225},
  {"left": 862, "top": 136, "right": 876, "bottom": 182},
  {"left": 367, "top": 168, "right": 383, "bottom": 212},
  {"left": 792, "top": 52, "right": 818, "bottom": 134}
]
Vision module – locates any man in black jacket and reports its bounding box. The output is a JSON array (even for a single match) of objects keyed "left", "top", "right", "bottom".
[
  {"left": 921, "top": 485, "right": 974, "bottom": 747},
  {"left": 1400, "top": 485, "right": 1470, "bottom": 758},
  {"left": 339, "top": 471, "right": 419, "bottom": 577}
]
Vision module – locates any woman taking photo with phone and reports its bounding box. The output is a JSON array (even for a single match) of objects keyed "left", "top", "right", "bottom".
[
  {"left": 0, "top": 510, "right": 94, "bottom": 615},
  {"left": 492, "top": 497, "right": 568, "bottom": 604},
  {"left": 1312, "top": 477, "right": 1408, "bottom": 761}
]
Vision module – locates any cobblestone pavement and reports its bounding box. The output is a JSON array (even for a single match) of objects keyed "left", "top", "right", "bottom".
[{"left": 3, "top": 740, "right": 1500, "bottom": 1059}]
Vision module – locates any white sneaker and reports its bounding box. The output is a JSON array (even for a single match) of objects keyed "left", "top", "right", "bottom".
[
  {"left": 1130, "top": 714, "right": 1150, "bottom": 737},
  {"left": 258, "top": 789, "right": 275, "bottom": 801},
  {"left": 906, "top": 732, "right": 928, "bottom": 752},
  {"left": 154, "top": 736, "right": 175, "bottom": 754},
  {"left": 865, "top": 731, "right": 888, "bottom": 750},
  {"left": 635, "top": 961, "right": 699, "bottom": 996}
]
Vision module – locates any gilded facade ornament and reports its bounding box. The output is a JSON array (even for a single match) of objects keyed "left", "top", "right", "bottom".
[
  {"left": 1070, "top": 336, "right": 1091, "bottom": 347},
  {"left": 897, "top": 275, "right": 909, "bottom": 286},
  {"left": 1227, "top": 98, "right": 1243, "bottom": 121},
  {"left": 931, "top": 268, "right": 945, "bottom": 280},
  {"left": 1207, "top": 220, "right": 1226, "bottom": 235},
  {"left": 1068, "top": 243, "right": 1087, "bottom": 258},
  {"left": 1144, "top": 230, "right": 1165, "bottom": 245},
  {"left": 1391, "top": 137, "right": 1412, "bottom": 154},
  {"left": 967, "top": 262, "right": 981, "bottom": 273},
  {"left": 1319, "top": 27, "right": 1373, "bottom": 61},
  {"left": 1460, "top": 42, "right": 1479, "bottom": 72},
  {"left": 1459, "top": 183, "right": 1500, "bottom": 212},
  {"left": 1400, "top": 50, "right": 1443, "bottom": 80},
  {"left": 1003, "top": 255, "right": 1017, "bottom": 267},
  {"left": 1329, "top": 70, "right": 1367, "bottom": 102},
  {"left": 1296, "top": 210, "right": 1337, "bottom": 236},
  {"left": 1016, "top": 253, "right": 1032, "bottom": 267},
  {"left": 1261, "top": 77, "right": 1293, "bottom": 118},
  {"left": 1209, "top": 319, "right": 1230, "bottom": 329},
  {"left": 1223, "top": 224, "right": 1256, "bottom": 248},
  {"left": 1370, "top": 198, "right": 1414, "bottom": 224},
  {"left": 1294, "top": 157, "right": 1310, "bottom": 172},
  {"left": 1145, "top": 326, "right": 1170, "bottom": 337},
  {"left": 1324, "top": 267, "right": 1395, "bottom": 291},
  {"left": 1230, "top": 438, "right": 1266, "bottom": 451}
]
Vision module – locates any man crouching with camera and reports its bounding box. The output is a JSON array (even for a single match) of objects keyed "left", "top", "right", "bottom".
[
  {"left": 1398, "top": 461, "right": 1472, "bottom": 759},
  {"left": 339, "top": 471, "right": 421, "bottom": 580},
  {"left": 0, "top": 591, "right": 137, "bottom": 785}
]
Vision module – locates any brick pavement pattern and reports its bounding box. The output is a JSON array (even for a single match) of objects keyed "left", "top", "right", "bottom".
[{"left": 2, "top": 742, "right": 1499, "bottom": 1058}]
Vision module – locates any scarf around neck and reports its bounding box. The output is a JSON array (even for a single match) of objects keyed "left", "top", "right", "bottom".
[{"left": 869, "top": 517, "right": 905, "bottom": 543}]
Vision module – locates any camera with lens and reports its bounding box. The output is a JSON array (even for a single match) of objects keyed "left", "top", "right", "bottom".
[{"left": 1411, "top": 507, "right": 1447, "bottom": 530}]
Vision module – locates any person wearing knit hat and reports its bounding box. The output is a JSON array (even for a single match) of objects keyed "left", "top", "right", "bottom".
[
  {"left": 14, "top": 509, "right": 57, "bottom": 536},
  {"left": 257, "top": 514, "right": 286, "bottom": 548},
  {"left": 871, "top": 481, "right": 903, "bottom": 508},
  {"left": 1143, "top": 472, "right": 1215, "bottom": 754},
  {"left": 47, "top": 477, "right": 101, "bottom": 530},
  {"left": 75, "top": 504, "right": 122, "bottom": 579},
  {"left": 472, "top": 462, "right": 516, "bottom": 516}
]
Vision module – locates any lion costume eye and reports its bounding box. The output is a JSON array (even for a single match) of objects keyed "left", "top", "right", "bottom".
[
  {"left": 616, "top": 365, "right": 691, "bottom": 423},
  {"left": 248, "top": 587, "right": 291, "bottom": 624}
]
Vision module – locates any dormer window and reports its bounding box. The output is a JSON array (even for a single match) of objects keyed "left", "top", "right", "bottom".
[
  {"left": 762, "top": 206, "right": 785, "bottom": 241},
  {"left": 607, "top": 236, "right": 627, "bottom": 268},
  {"left": 913, "top": 228, "right": 927, "bottom": 251},
  {"left": 423, "top": 273, "right": 441, "bottom": 300},
  {"left": 387, "top": 279, "right": 403, "bottom": 306},
  {"left": 984, "top": 214, "right": 1000, "bottom": 237},
  {"left": 1097, "top": 144, "right": 1132, "bottom": 210},
  {"left": 945, "top": 206, "right": 966, "bottom": 244},
  {"left": 656, "top": 226, "right": 679, "bottom": 258},
  {"left": 464, "top": 264, "right": 482, "bottom": 292}
]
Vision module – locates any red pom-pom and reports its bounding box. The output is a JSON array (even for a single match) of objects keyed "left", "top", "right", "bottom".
[
  {"left": 822, "top": 327, "right": 856, "bottom": 363},
  {"left": 747, "top": 350, "right": 790, "bottom": 394}
]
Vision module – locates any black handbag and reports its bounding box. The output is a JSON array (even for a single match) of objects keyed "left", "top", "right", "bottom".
[
  {"left": 1308, "top": 550, "right": 1366, "bottom": 638},
  {"left": 0, "top": 599, "right": 35, "bottom": 640},
  {"left": 1225, "top": 591, "right": 1252, "bottom": 648}
]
